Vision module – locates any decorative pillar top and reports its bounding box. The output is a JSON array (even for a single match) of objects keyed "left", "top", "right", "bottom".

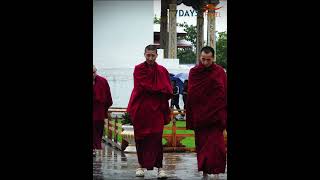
[{"left": 176, "top": 0, "right": 220, "bottom": 11}]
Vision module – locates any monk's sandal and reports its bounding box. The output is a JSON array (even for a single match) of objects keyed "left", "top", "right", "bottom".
[
  {"left": 157, "top": 168, "right": 167, "bottom": 179},
  {"left": 135, "top": 168, "right": 145, "bottom": 177}
]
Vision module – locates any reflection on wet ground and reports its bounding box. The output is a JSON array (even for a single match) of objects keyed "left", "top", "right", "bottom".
[{"left": 93, "top": 144, "right": 227, "bottom": 179}]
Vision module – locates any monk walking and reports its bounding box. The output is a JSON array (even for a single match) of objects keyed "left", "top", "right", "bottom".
[
  {"left": 127, "top": 45, "right": 172, "bottom": 178},
  {"left": 186, "top": 46, "right": 227, "bottom": 179},
  {"left": 93, "top": 65, "right": 113, "bottom": 156}
]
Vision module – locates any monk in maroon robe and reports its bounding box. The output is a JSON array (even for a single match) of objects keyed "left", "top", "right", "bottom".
[
  {"left": 93, "top": 65, "right": 113, "bottom": 156},
  {"left": 127, "top": 45, "right": 172, "bottom": 178},
  {"left": 186, "top": 46, "right": 227, "bottom": 178}
]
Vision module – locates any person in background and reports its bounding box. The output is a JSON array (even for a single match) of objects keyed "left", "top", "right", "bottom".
[{"left": 93, "top": 65, "right": 113, "bottom": 157}]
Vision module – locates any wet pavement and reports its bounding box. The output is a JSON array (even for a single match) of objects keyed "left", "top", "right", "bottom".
[{"left": 93, "top": 144, "right": 227, "bottom": 180}]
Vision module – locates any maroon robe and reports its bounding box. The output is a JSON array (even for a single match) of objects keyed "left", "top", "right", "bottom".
[
  {"left": 127, "top": 61, "right": 172, "bottom": 170},
  {"left": 93, "top": 75, "right": 113, "bottom": 149},
  {"left": 186, "top": 63, "right": 227, "bottom": 174}
]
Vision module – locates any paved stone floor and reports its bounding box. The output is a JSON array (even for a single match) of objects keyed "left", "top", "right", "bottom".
[{"left": 93, "top": 144, "right": 227, "bottom": 180}]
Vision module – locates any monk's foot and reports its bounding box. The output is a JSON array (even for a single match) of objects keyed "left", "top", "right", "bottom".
[
  {"left": 135, "top": 168, "right": 145, "bottom": 177},
  {"left": 202, "top": 172, "right": 208, "bottom": 180},
  {"left": 157, "top": 168, "right": 167, "bottom": 179}
]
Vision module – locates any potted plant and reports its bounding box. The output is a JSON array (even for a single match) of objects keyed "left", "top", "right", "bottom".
[{"left": 120, "top": 112, "right": 136, "bottom": 152}]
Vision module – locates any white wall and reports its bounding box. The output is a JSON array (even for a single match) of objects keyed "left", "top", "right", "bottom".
[{"left": 93, "top": 0, "right": 154, "bottom": 69}]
